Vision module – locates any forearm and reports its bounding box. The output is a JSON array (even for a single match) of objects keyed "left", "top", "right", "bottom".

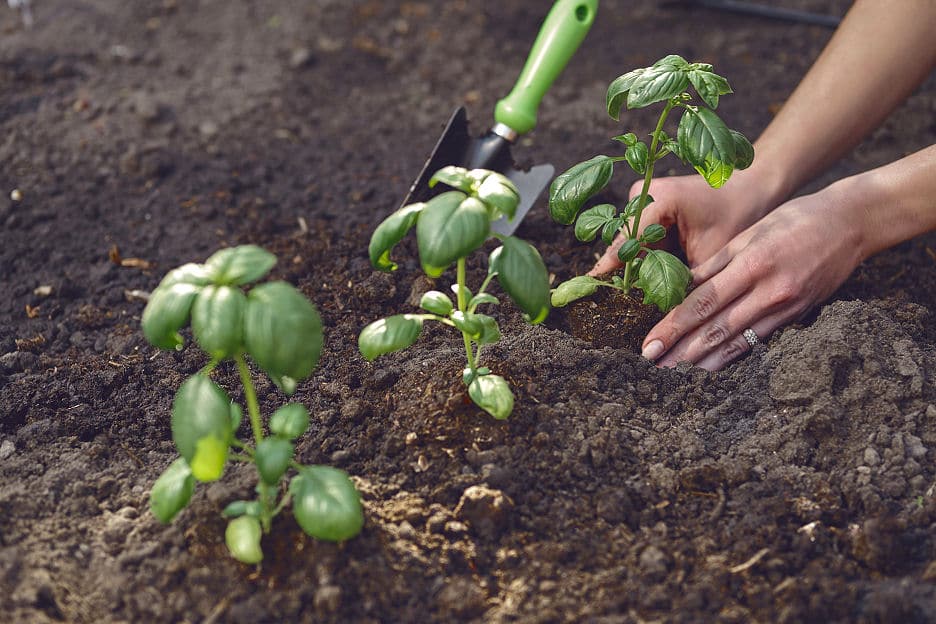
[
  {"left": 750, "top": 0, "right": 936, "bottom": 205},
  {"left": 832, "top": 144, "right": 936, "bottom": 261}
]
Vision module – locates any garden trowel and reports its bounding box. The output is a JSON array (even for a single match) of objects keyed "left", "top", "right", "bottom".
[{"left": 400, "top": 0, "right": 598, "bottom": 236}]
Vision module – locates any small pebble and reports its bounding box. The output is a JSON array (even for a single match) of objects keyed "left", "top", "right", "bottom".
[
  {"left": 0, "top": 439, "right": 15, "bottom": 460},
  {"left": 10, "top": 189, "right": 22, "bottom": 201}
]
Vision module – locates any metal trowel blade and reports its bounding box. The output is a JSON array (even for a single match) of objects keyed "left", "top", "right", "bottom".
[
  {"left": 400, "top": 106, "right": 553, "bottom": 236},
  {"left": 492, "top": 163, "right": 554, "bottom": 236}
]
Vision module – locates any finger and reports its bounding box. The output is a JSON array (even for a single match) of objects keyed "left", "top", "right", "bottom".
[
  {"left": 690, "top": 238, "right": 739, "bottom": 284},
  {"left": 655, "top": 288, "right": 778, "bottom": 367},
  {"left": 694, "top": 311, "right": 787, "bottom": 371},
  {"left": 640, "top": 255, "right": 752, "bottom": 362}
]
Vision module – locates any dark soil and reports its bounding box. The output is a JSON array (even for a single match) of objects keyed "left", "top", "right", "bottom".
[{"left": 2, "top": 1, "right": 936, "bottom": 622}]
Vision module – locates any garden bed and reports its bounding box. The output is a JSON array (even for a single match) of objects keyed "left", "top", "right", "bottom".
[{"left": 1, "top": 1, "right": 935, "bottom": 621}]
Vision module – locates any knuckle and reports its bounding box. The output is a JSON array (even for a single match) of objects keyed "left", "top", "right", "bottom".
[
  {"left": 701, "top": 322, "right": 730, "bottom": 348},
  {"left": 740, "top": 247, "right": 778, "bottom": 280},
  {"left": 721, "top": 337, "right": 747, "bottom": 361},
  {"left": 769, "top": 277, "right": 800, "bottom": 306},
  {"left": 690, "top": 289, "right": 718, "bottom": 321}
]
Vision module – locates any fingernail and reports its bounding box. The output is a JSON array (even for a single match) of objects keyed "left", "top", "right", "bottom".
[{"left": 642, "top": 339, "right": 664, "bottom": 362}]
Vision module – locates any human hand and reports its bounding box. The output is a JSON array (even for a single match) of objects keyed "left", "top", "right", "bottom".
[
  {"left": 589, "top": 170, "right": 775, "bottom": 277},
  {"left": 640, "top": 185, "right": 864, "bottom": 370}
]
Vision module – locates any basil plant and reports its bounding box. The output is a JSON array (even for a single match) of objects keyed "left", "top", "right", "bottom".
[
  {"left": 360, "top": 167, "right": 550, "bottom": 420},
  {"left": 549, "top": 55, "right": 754, "bottom": 312},
  {"left": 142, "top": 245, "right": 363, "bottom": 564}
]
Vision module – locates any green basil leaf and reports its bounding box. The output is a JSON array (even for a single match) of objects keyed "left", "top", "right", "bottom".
[
  {"left": 677, "top": 107, "right": 737, "bottom": 188},
  {"left": 617, "top": 238, "right": 641, "bottom": 263},
  {"left": 626, "top": 59, "right": 690, "bottom": 109},
  {"left": 640, "top": 223, "right": 666, "bottom": 244},
  {"left": 623, "top": 194, "right": 653, "bottom": 218},
  {"left": 453, "top": 312, "right": 500, "bottom": 345},
  {"left": 574, "top": 203, "right": 616, "bottom": 242},
  {"left": 468, "top": 374, "right": 514, "bottom": 420},
  {"left": 468, "top": 293, "right": 499, "bottom": 309},
  {"left": 703, "top": 158, "right": 735, "bottom": 188},
  {"left": 189, "top": 435, "right": 228, "bottom": 482},
  {"left": 416, "top": 191, "right": 490, "bottom": 278},
  {"left": 358, "top": 314, "right": 423, "bottom": 361},
  {"left": 142, "top": 282, "right": 200, "bottom": 350},
  {"left": 158, "top": 262, "right": 213, "bottom": 288},
  {"left": 730, "top": 130, "right": 755, "bottom": 170},
  {"left": 664, "top": 138, "right": 683, "bottom": 161},
  {"left": 475, "top": 314, "right": 501, "bottom": 345},
  {"left": 290, "top": 466, "right": 364, "bottom": 542},
  {"left": 171, "top": 375, "right": 233, "bottom": 467},
  {"left": 476, "top": 171, "right": 519, "bottom": 221},
  {"left": 625, "top": 142, "right": 649, "bottom": 175},
  {"left": 269, "top": 403, "right": 310, "bottom": 439},
  {"left": 488, "top": 236, "right": 550, "bottom": 325},
  {"left": 550, "top": 275, "right": 604, "bottom": 307},
  {"left": 191, "top": 285, "right": 246, "bottom": 359},
  {"left": 429, "top": 165, "right": 474, "bottom": 193},
  {"left": 601, "top": 217, "right": 626, "bottom": 245},
  {"left": 256, "top": 437, "right": 295, "bottom": 485},
  {"left": 450, "top": 310, "right": 483, "bottom": 339},
  {"left": 150, "top": 457, "right": 195, "bottom": 524},
  {"left": 654, "top": 54, "right": 692, "bottom": 69},
  {"left": 548, "top": 155, "right": 614, "bottom": 225},
  {"left": 612, "top": 132, "right": 638, "bottom": 147},
  {"left": 204, "top": 245, "right": 277, "bottom": 286},
  {"left": 221, "top": 500, "right": 263, "bottom": 519},
  {"left": 451, "top": 283, "right": 473, "bottom": 301},
  {"left": 688, "top": 69, "right": 732, "bottom": 109},
  {"left": 244, "top": 282, "right": 323, "bottom": 395},
  {"left": 225, "top": 515, "right": 264, "bottom": 564},
  {"left": 230, "top": 402, "right": 243, "bottom": 431},
  {"left": 368, "top": 203, "right": 424, "bottom": 271},
  {"left": 607, "top": 68, "right": 646, "bottom": 120},
  {"left": 462, "top": 366, "right": 490, "bottom": 386},
  {"left": 634, "top": 249, "right": 692, "bottom": 312},
  {"left": 419, "top": 290, "right": 454, "bottom": 316}
]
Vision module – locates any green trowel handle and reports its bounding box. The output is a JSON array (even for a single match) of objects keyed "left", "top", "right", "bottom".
[{"left": 494, "top": 0, "right": 598, "bottom": 136}]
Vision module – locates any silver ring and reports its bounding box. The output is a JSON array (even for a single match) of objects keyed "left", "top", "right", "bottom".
[{"left": 743, "top": 328, "right": 759, "bottom": 348}]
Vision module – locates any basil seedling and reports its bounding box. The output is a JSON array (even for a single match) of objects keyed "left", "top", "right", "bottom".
[
  {"left": 143, "top": 245, "right": 363, "bottom": 564},
  {"left": 360, "top": 167, "right": 550, "bottom": 420},
  {"left": 549, "top": 55, "right": 754, "bottom": 312}
]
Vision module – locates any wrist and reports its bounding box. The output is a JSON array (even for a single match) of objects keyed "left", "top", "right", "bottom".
[
  {"left": 741, "top": 141, "right": 800, "bottom": 211},
  {"left": 812, "top": 179, "right": 867, "bottom": 267},
  {"left": 830, "top": 146, "right": 936, "bottom": 263},
  {"left": 717, "top": 162, "right": 787, "bottom": 227}
]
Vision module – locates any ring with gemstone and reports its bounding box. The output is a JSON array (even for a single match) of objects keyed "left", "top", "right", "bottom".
[{"left": 743, "top": 328, "right": 759, "bottom": 348}]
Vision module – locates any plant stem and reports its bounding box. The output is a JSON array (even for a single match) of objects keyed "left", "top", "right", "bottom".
[
  {"left": 234, "top": 354, "right": 264, "bottom": 446},
  {"left": 234, "top": 353, "right": 275, "bottom": 531},
  {"left": 199, "top": 358, "right": 220, "bottom": 376},
  {"left": 622, "top": 99, "right": 675, "bottom": 293},
  {"left": 456, "top": 257, "right": 477, "bottom": 374}
]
